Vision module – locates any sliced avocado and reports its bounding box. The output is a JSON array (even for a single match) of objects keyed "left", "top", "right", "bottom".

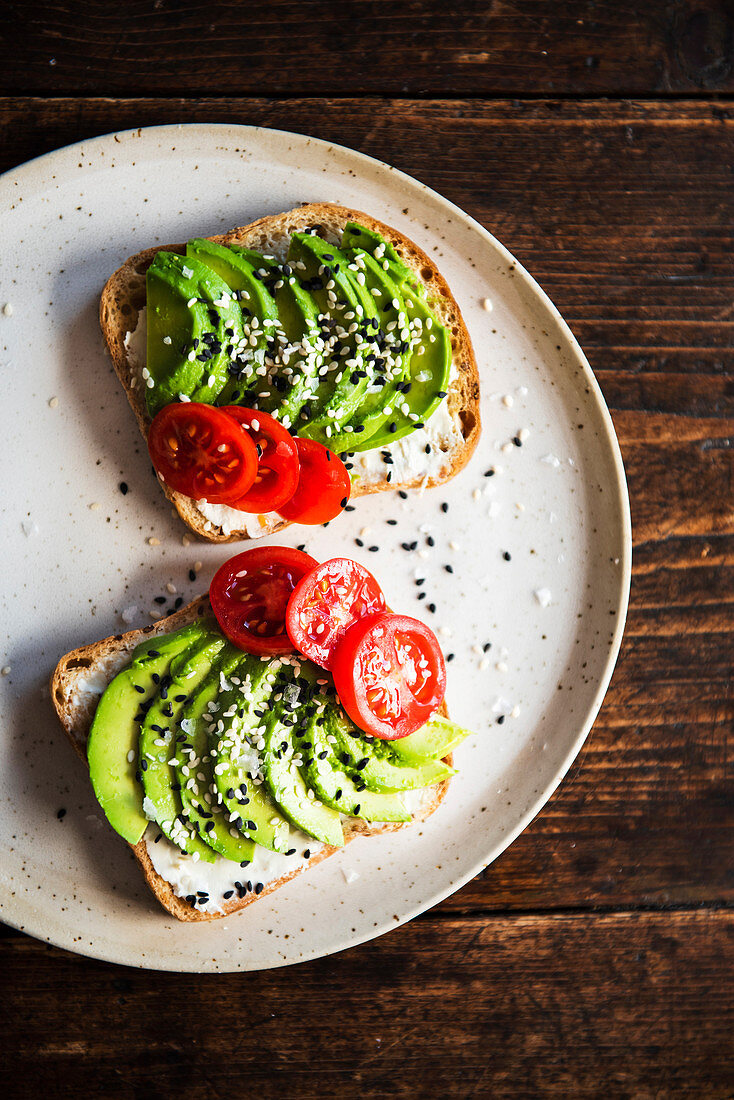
[
  {"left": 390, "top": 714, "right": 471, "bottom": 763},
  {"left": 304, "top": 710, "right": 411, "bottom": 823},
  {"left": 145, "top": 251, "right": 244, "bottom": 415},
  {"left": 174, "top": 645, "right": 256, "bottom": 863},
  {"left": 186, "top": 239, "right": 282, "bottom": 410},
  {"left": 207, "top": 653, "right": 296, "bottom": 854},
  {"left": 231, "top": 248, "right": 324, "bottom": 430},
  {"left": 286, "top": 233, "right": 379, "bottom": 442},
  {"left": 324, "top": 250, "right": 412, "bottom": 453},
  {"left": 138, "top": 631, "right": 225, "bottom": 861},
  {"left": 350, "top": 284, "right": 451, "bottom": 452},
  {"left": 87, "top": 621, "right": 208, "bottom": 845},
  {"left": 330, "top": 713, "right": 455, "bottom": 793},
  {"left": 340, "top": 222, "right": 410, "bottom": 280},
  {"left": 328, "top": 249, "right": 414, "bottom": 452},
  {"left": 261, "top": 664, "right": 343, "bottom": 846}
]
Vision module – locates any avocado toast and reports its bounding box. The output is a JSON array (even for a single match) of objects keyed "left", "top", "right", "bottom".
[
  {"left": 100, "top": 203, "right": 481, "bottom": 542},
  {"left": 51, "top": 596, "right": 467, "bottom": 922}
]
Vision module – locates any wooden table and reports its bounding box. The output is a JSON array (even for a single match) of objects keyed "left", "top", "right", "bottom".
[{"left": 2, "top": 4, "right": 732, "bottom": 1096}]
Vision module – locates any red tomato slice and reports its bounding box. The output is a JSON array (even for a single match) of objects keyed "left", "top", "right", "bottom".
[
  {"left": 286, "top": 558, "right": 386, "bottom": 670},
  {"left": 220, "top": 407, "right": 300, "bottom": 513},
  {"left": 331, "top": 612, "right": 446, "bottom": 740},
  {"left": 209, "top": 547, "right": 318, "bottom": 655},
  {"left": 276, "top": 438, "right": 351, "bottom": 525},
  {"left": 148, "top": 402, "right": 258, "bottom": 504}
]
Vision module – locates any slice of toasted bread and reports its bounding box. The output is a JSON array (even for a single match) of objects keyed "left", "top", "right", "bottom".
[
  {"left": 51, "top": 598, "right": 453, "bottom": 922},
  {"left": 100, "top": 202, "right": 481, "bottom": 543}
]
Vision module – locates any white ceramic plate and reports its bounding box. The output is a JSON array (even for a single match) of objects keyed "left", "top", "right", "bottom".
[{"left": 0, "top": 124, "right": 630, "bottom": 971}]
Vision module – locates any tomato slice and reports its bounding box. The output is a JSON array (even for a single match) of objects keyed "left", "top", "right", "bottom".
[
  {"left": 209, "top": 547, "right": 318, "bottom": 655},
  {"left": 331, "top": 612, "right": 446, "bottom": 740},
  {"left": 148, "top": 402, "right": 259, "bottom": 504},
  {"left": 286, "top": 558, "right": 386, "bottom": 670},
  {"left": 276, "top": 438, "right": 351, "bottom": 525},
  {"left": 220, "top": 407, "right": 300, "bottom": 513}
]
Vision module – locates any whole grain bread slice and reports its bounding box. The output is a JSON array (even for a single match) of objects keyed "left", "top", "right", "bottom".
[
  {"left": 100, "top": 202, "right": 481, "bottom": 543},
  {"left": 51, "top": 598, "right": 453, "bottom": 922}
]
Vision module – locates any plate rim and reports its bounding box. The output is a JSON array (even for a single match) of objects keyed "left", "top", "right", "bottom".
[{"left": 0, "top": 121, "right": 632, "bottom": 971}]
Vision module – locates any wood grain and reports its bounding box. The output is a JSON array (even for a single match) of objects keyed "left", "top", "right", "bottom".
[
  {"left": 1, "top": 97, "right": 731, "bottom": 913},
  {"left": 2, "top": 0, "right": 734, "bottom": 97},
  {"left": 1, "top": 910, "right": 731, "bottom": 1098}
]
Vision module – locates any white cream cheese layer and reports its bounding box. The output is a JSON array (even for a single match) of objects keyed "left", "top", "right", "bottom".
[
  {"left": 144, "top": 784, "right": 435, "bottom": 914},
  {"left": 145, "top": 825, "right": 323, "bottom": 915},
  {"left": 124, "top": 306, "right": 147, "bottom": 369}
]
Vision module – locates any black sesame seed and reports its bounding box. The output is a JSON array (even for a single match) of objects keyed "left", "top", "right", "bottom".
[
  {"left": 140, "top": 759, "right": 148, "bottom": 771},
  {"left": 444, "top": 564, "right": 454, "bottom": 574},
  {"left": 147, "top": 650, "right": 160, "bottom": 658},
  {"left": 416, "top": 577, "right": 425, "bottom": 586},
  {"left": 119, "top": 481, "right": 128, "bottom": 495},
  {"left": 255, "top": 882, "right": 264, "bottom": 895},
  {"left": 441, "top": 502, "right": 449, "bottom": 513},
  {"left": 340, "top": 496, "right": 348, "bottom": 508},
  {"left": 345, "top": 505, "right": 356, "bottom": 512},
  {"left": 56, "top": 808, "right": 66, "bottom": 820},
  {"left": 240, "top": 860, "right": 251, "bottom": 868},
  {"left": 497, "top": 715, "right": 506, "bottom": 725},
  {"left": 483, "top": 642, "right": 492, "bottom": 652},
  {"left": 484, "top": 468, "right": 495, "bottom": 477},
  {"left": 134, "top": 684, "right": 145, "bottom": 694},
  {"left": 428, "top": 603, "right": 436, "bottom": 613},
  {"left": 189, "top": 569, "right": 196, "bottom": 582},
  {"left": 303, "top": 849, "right": 311, "bottom": 859},
  {"left": 297, "top": 544, "right": 305, "bottom": 551},
  {"left": 513, "top": 436, "right": 522, "bottom": 447},
  {"left": 355, "top": 538, "right": 364, "bottom": 547},
  {"left": 417, "top": 591, "right": 426, "bottom": 600},
  {"left": 386, "top": 518, "right": 397, "bottom": 525},
  {"left": 286, "top": 848, "right": 297, "bottom": 856},
  {"left": 368, "top": 545, "right": 379, "bottom": 552},
  {"left": 154, "top": 595, "right": 166, "bottom": 605},
  {"left": 353, "top": 805, "right": 361, "bottom": 815},
  {"left": 174, "top": 597, "right": 183, "bottom": 609},
  {"left": 503, "top": 551, "right": 512, "bottom": 561},
  {"left": 223, "top": 890, "right": 234, "bottom": 899},
  {"left": 447, "top": 652, "right": 455, "bottom": 662},
  {"left": 398, "top": 490, "right": 408, "bottom": 500},
  {"left": 427, "top": 536, "right": 435, "bottom": 547}
]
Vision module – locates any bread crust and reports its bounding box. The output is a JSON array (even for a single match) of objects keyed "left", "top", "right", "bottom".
[
  {"left": 51, "top": 598, "right": 452, "bottom": 922},
  {"left": 99, "top": 202, "right": 481, "bottom": 542}
]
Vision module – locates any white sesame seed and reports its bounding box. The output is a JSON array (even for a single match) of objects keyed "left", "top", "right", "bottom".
[
  {"left": 48, "top": 396, "right": 59, "bottom": 408},
  {"left": 148, "top": 537, "right": 160, "bottom": 546},
  {"left": 3, "top": 303, "right": 13, "bottom": 316},
  {"left": 1, "top": 666, "right": 10, "bottom": 676},
  {"left": 166, "top": 582, "right": 176, "bottom": 594},
  {"left": 481, "top": 297, "right": 493, "bottom": 312},
  {"left": 502, "top": 394, "right": 514, "bottom": 408}
]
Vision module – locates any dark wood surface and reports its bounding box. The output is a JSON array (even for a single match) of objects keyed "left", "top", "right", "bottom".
[{"left": 2, "top": 3, "right": 733, "bottom": 1097}]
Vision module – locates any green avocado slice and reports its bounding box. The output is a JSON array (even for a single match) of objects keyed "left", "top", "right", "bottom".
[
  {"left": 286, "top": 233, "right": 379, "bottom": 442},
  {"left": 207, "top": 653, "right": 297, "bottom": 854},
  {"left": 145, "top": 251, "right": 244, "bottom": 415},
  {"left": 261, "top": 665, "right": 344, "bottom": 847},
  {"left": 174, "top": 645, "right": 256, "bottom": 863},
  {"left": 390, "top": 714, "right": 472, "bottom": 763},
  {"left": 304, "top": 709, "right": 411, "bottom": 823},
  {"left": 350, "top": 285, "right": 452, "bottom": 452},
  {"left": 325, "top": 250, "right": 411, "bottom": 454},
  {"left": 185, "top": 239, "right": 281, "bottom": 410},
  {"left": 86, "top": 621, "right": 208, "bottom": 845},
  {"left": 340, "top": 222, "right": 412, "bottom": 283},
  {"left": 330, "top": 713, "right": 455, "bottom": 793},
  {"left": 138, "top": 632, "right": 226, "bottom": 861},
  {"left": 230, "top": 248, "right": 324, "bottom": 430}
]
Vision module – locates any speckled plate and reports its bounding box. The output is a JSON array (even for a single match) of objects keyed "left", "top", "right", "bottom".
[{"left": 0, "top": 124, "right": 630, "bottom": 971}]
